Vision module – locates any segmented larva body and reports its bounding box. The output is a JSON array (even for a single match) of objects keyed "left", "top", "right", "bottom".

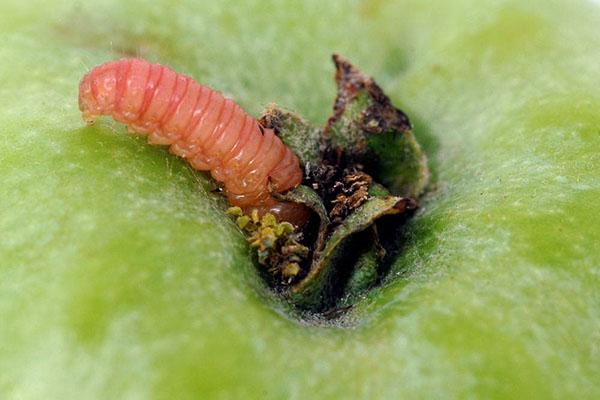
[{"left": 79, "top": 58, "right": 307, "bottom": 224}]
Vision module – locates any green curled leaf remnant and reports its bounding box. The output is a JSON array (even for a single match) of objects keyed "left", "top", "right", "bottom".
[{"left": 230, "top": 54, "right": 428, "bottom": 314}]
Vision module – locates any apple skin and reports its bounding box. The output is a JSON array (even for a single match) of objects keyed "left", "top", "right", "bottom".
[{"left": 1, "top": 0, "right": 600, "bottom": 398}]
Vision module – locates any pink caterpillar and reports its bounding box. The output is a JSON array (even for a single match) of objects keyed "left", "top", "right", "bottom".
[{"left": 79, "top": 58, "right": 307, "bottom": 224}]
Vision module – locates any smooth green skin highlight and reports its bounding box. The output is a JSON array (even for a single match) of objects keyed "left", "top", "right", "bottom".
[{"left": 1, "top": 0, "right": 600, "bottom": 398}]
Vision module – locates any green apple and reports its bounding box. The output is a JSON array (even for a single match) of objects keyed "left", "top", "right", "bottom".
[{"left": 1, "top": 0, "right": 599, "bottom": 398}]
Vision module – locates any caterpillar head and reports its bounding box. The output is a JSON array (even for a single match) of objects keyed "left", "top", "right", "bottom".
[{"left": 78, "top": 61, "right": 118, "bottom": 124}]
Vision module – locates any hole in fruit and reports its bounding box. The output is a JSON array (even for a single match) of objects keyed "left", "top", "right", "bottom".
[{"left": 231, "top": 54, "right": 429, "bottom": 319}]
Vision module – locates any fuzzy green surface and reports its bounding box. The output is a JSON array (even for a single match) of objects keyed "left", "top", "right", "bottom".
[{"left": 1, "top": 0, "right": 599, "bottom": 399}]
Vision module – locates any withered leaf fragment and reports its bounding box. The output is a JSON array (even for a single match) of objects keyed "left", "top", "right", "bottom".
[
  {"left": 275, "top": 185, "right": 330, "bottom": 256},
  {"left": 288, "top": 196, "right": 417, "bottom": 311},
  {"left": 324, "top": 54, "right": 429, "bottom": 198}
]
